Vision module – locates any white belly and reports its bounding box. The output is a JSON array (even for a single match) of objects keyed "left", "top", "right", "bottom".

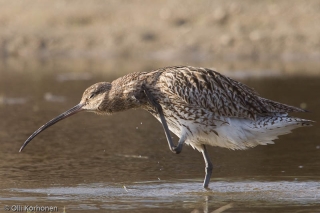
[{"left": 151, "top": 111, "right": 310, "bottom": 151}]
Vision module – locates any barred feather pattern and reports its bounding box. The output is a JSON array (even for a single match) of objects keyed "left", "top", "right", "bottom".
[{"left": 139, "top": 66, "right": 312, "bottom": 151}]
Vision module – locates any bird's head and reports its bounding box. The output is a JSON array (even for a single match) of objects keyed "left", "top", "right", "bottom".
[
  {"left": 19, "top": 82, "right": 112, "bottom": 152},
  {"left": 80, "top": 82, "right": 112, "bottom": 114}
]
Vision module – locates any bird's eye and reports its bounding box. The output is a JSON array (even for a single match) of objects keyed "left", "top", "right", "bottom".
[{"left": 89, "top": 93, "right": 95, "bottom": 99}]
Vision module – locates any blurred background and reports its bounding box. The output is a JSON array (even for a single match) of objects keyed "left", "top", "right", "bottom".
[
  {"left": 0, "top": 1, "right": 320, "bottom": 212},
  {"left": 0, "top": 0, "right": 319, "bottom": 74}
]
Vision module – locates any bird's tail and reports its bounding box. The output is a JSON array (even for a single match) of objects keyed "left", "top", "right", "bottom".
[{"left": 215, "top": 114, "right": 313, "bottom": 150}]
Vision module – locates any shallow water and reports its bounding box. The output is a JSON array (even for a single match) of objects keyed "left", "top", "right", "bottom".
[{"left": 0, "top": 61, "right": 319, "bottom": 212}]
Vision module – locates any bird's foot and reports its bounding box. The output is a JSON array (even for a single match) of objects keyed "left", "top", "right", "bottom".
[
  {"left": 171, "top": 145, "right": 182, "bottom": 154},
  {"left": 203, "top": 185, "right": 213, "bottom": 191}
]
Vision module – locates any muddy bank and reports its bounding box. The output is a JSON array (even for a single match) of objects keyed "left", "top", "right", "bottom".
[{"left": 0, "top": 0, "right": 319, "bottom": 74}]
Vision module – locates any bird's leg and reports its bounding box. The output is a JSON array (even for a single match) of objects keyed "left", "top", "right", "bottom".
[
  {"left": 172, "top": 136, "right": 185, "bottom": 154},
  {"left": 142, "top": 85, "right": 184, "bottom": 154},
  {"left": 201, "top": 145, "right": 213, "bottom": 188}
]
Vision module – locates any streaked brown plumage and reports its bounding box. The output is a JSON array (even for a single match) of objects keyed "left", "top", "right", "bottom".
[{"left": 19, "top": 66, "right": 312, "bottom": 188}]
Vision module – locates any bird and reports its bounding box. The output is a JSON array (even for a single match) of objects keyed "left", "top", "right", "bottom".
[{"left": 19, "top": 66, "right": 312, "bottom": 188}]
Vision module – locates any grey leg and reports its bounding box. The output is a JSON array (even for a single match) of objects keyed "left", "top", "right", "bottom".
[
  {"left": 143, "top": 86, "right": 185, "bottom": 154},
  {"left": 201, "top": 145, "right": 213, "bottom": 188},
  {"left": 172, "top": 136, "right": 185, "bottom": 154}
]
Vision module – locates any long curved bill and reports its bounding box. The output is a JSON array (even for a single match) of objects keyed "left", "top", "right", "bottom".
[{"left": 19, "top": 103, "right": 84, "bottom": 152}]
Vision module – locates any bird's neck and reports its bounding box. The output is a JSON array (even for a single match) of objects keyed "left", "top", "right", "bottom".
[{"left": 103, "top": 72, "right": 148, "bottom": 113}]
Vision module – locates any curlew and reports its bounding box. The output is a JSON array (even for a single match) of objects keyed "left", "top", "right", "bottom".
[{"left": 19, "top": 66, "right": 312, "bottom": 188}]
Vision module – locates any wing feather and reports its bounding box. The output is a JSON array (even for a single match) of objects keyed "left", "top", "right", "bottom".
[{"left": 157, "top": 66, "right": 305, "bottom": 120}]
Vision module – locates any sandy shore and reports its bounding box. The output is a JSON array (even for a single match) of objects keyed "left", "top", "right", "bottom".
[{"left": 0, "top": 0, "right": 319, "bottom": 74}]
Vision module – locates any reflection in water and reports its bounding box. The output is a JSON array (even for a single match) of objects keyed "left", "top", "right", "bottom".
[
  {"left": 44, "top": 93, "right": 66, "bottom": 103},
  {"left": 211, "top": 203, "right": 233, "bottom": 213},
  {"left": 0, "top": 63, "right": 319, "bottom": 212},
  {"left": 0, "top": 96, "right": 27, "bottom": 105},
  {"left": 56, "top": 73, "right": 93, "bottom": 82}
]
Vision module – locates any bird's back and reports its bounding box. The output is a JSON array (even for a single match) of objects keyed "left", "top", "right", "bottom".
[{"left": 151, "top": 66, "right": 306, "bottom": 119}]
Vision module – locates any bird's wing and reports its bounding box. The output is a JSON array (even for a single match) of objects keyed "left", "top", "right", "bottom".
[{"left": 157, "top": 66, "right": 305, "bottom": 120}]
